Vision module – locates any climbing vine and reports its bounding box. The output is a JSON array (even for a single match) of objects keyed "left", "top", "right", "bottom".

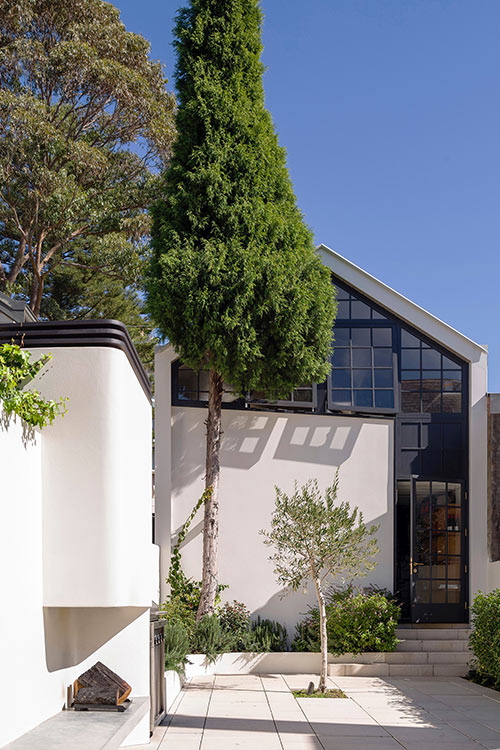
[{"left": 0, "top": 343, "right": 67, "bottom": 428}]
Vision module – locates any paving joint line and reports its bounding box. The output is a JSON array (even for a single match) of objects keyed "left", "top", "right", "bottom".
[
  {"left": 259, "top": 674, "right": 285, "bottom": 750},
  {"left": 281, "top": 673, "right": 327, "bottom": 750},
  {"left": 198, "top": 674, "right": 216, "bottom": 750}
]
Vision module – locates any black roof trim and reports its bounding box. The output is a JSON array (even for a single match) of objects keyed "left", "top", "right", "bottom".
[{"left": 0, "top": 319, "right": 152, "bottom": 400}]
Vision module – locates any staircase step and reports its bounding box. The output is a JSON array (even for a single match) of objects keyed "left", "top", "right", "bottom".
[
  {"left": 396, "top": 628, "right": 470, "bottom": 641},
  {"left": 397, "top": 638, "right": 470, "bottom": 652},
  {"left": 328, "top": 662, "right": 468, "bottom": 677},
  {"left": 328, "top": 651, "right": 471, "bottom": 665}
]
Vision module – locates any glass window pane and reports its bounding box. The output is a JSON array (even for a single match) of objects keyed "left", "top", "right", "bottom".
[
  {"left": 448, "top": 533, "right": 461, "bottom": 554},
  {"left": 222, "top": 390, "right": 238, "bottom": 402},
  {"left": 442, "top": 392, "right": 462, "bottom": 413},
  {"left": 353, "top": 369, "right": 372, "bottom": 387},
  {"left": 332, "top": 369, "right": 351, "bottom": 387},
  {"left": 351, "top": 300, "right": 371, "bottom": 318},
  {"left": 374, "top": 369, "right": 393, "bottom": 387},
  {"left": 447, "top": 584, "right": 461, "bottom": 603},
  {"left": 401, "top": 349, "right": 420, "bottom": 369},
  {"left": 422, "top": 349, "right": 442, "bottom": 369},
  {"left": 352, "top": 348, "right": 372, "bottom": 367},
  {"left": 333, "top": 285, "right": 349, "bottom": 300},
  {"left": 354, "top": 390, "right": 373, "bottom": 407},
  {"left": 422, "top": 392, "right": 441, "bottom": 413},
  {"left": 198, "top": 370, "right": 209, "bottom": 391},
  {"left": 422, "top": 371, "right": 441, "bottom": 390},
  {"left": 447, "top": 483, "right": 461, "bottom": 505},
  {"left": 442, "top": 355, "right": 461, "bottom": 370},
  {"left": 178, "top": 366, "right": 198, "bottom": 392},
  {"left": 332, "top": 348, "right": 350, "bottom": 367},
  {"left": 333, "top": 327, "right": 350, "bottom": 346},
  {"left": 371, "top": 309, "right": 387, "bottom": 320},
  {"left": 401, "top": 330, "right": 420, "bottom": 347},
  {"left": 332, "top": 389, "right": 351, "bottom": 405},
  {"left": 374, "top": 348, "right": 392, "bottom": 367},
  {"left": 443, "top": 372, "right": 461, "bottom": 392},
  {"left": 432, "top": 581, "right": 446, "bottom": 603},
  {"left": 447, "top": 507, "right": 461, "bottom": 531},
  {"left": 401, "top": 371, "right": 420, "bottom": 389},
  {"left": 415, "top": 580, "right": 430, "bottom": 603},
  {"left": 375, "top": 390, "right": 394, "bottom": 408},
  {"left": 447, "top": 558, "right": 461, "bottom": 579},
  {"left": 372, "top": 328, "right": 392, "bottom": 346},
  {"left": 351, "top": 328, "right": 371, "bottom": 345},
  {"left": 401, "top": 392, "right": 421, "bottom": 412},
  {"left": 337, "top": 300, "right": 350, "bottom": 318}
]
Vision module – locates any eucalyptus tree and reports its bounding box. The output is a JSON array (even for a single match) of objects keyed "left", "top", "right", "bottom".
[
  {"left": 262, "top": 475, "right": 379, "bottom": 693},
  {"left": 148, "top": 0, "right": 336, "bottom": 618},
  {"left": 0, "top": 0, "right": 176, "bottom": 316}
]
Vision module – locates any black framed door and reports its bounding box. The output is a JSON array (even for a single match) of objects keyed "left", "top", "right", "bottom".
[{"left": 396, "top": 478, "right": 468, "bottom": 623}]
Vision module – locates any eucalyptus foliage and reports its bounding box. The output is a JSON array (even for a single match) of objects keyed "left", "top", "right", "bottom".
[
  {"left": 262, "top": 474, "right": 379, "bottom": 691},
  {"left": 0, "top": 0, "right": 176, "bottom": 315},
  {"left": 0, "top": 343, "right": 66, "bottom": 428},
  {"left": 148, "top": 0, "right": 336, "bottom": 617}
]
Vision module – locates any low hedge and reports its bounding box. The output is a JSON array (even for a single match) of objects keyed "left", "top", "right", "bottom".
[
  {"left": 292, "top": 588, "right": 400, "bottom": 655},
  {"left": 469, "top": 589, "right": 500, "bottom": 689}
]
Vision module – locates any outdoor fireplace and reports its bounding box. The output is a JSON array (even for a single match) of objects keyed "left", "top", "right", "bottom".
[{"left": 71, "top": 662, "right": 132, "bottom": 712}]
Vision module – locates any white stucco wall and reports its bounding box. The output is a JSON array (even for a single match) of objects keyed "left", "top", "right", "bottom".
[
  {"left": 155, "top": 344, "right": 394, "bottom": 634},
  {"left": 0, "top": 345, "right": 153, "bottom": 747}
]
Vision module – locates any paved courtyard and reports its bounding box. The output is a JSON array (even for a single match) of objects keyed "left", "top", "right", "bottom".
[{"left": 135, "top": 673, "right": 500, "bottom": 750}]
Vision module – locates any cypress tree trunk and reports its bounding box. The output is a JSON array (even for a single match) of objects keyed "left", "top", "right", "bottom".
[{"left": 197, "top": 368, "right": 224, "bottom": 618}]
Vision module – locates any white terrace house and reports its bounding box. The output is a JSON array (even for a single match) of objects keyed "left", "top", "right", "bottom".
[{"left": 155, "top": 244, "right": 498, "bottom": 632}]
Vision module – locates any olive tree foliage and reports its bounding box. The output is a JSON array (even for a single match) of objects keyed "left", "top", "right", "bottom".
[
  {"left": 148, "top": 0, "right": 336, "bottom": 618},
  {"left": 0, "top": 0, "right": 176, "bottom": 316},
  {"left": 261, "top": 475, "right": 379, "bottom": 692}
]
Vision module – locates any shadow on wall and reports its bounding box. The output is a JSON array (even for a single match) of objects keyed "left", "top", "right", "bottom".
[
  {"left": 222, "top": 412, "right": 363, "bottom": 469},
  {"left": 43, "top": 606, "right": 148, "bottom": 672}
]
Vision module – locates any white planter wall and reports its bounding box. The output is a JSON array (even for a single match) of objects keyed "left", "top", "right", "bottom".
[{"left": 0, "top": 344, "right": 153, "bottom": 747}]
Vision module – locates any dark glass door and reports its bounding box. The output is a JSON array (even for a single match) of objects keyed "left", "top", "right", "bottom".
[{"left": 396, "top": 478, "right": 467, "bottom": 622}]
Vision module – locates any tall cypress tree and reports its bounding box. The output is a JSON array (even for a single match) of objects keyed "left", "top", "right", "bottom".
[{"left": 148, "top": 0, "right": 336, "bottom": 617}]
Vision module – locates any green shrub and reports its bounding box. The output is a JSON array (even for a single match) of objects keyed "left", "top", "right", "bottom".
[
  {"left": 469, "top": 590, "right": 500, "bottom": 689},
  {"left": 327, "top": 591, "right": 400, "bottom": 655},
  {"left": 190, "top": 614, "right": 233, "bottom": 663},
  {"left": 164, "top": 619, "right": 191, "bottom": 674},
  {"left": 291, "top": 609, "right": 320, "bottom": 652},
  {"left": 251, "top": 617, "right": 288, "bottom": 652},
  {"left": 220, "top": 601, "right": 253, "bottom": 651},
  {"left": 292, "top": 589, "right": 400, "bottom": 655}
]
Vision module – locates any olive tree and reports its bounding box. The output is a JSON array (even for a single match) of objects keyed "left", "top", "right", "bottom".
[{"left": 261, "top": 475, "right": 379, "bottom": 693}]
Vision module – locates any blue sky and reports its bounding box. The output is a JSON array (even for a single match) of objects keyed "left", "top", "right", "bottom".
[{"left": 115, "top": 0, "right": 500, "bottom": 389}]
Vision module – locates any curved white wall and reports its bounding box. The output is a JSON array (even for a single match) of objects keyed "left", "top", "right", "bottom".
[
  {"left": 0, "top": 344, "right": 153, "bottom": 747},
  {"left": 31, "top": 346, "right": 152, "bottom": 607}
]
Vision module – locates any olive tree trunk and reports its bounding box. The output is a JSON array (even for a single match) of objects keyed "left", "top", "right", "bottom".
[
  {"left": 196, "top": 368, "right": 224, "bottom": 618},
  {"left": 314, "top": 576, "right": 328, "bottom": 693}
]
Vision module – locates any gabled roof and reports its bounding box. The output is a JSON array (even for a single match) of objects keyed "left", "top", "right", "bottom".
[{"left": 318, "top": 244, "right": 486, "bottom": 363}]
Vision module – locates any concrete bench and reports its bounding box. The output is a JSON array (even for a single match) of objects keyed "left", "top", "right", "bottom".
[{"left": 4, "top": 697, "right": 149, "bottom": 750}]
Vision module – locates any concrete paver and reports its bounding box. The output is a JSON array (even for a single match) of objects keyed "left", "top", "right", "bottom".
[{"left": 127, "top": 674, "right": 500, "bottom": 750}]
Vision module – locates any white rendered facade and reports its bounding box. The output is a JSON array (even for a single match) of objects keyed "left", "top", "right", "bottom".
[
  {"left": 155, "top": 246, "right": 491, "bottom": 632},
  {"left": 0, "top": 326, "right": 154, "bottom": 748}
]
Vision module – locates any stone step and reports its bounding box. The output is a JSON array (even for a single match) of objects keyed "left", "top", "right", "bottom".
[
  {"left": 396, "top": 628, "right": 470, "bottom": 640},
  {"left": 328, "top": 663, "right": 468, "bottom": 677},
  {"left": 396, "top": 638, "right": 470, "bottom": 652},
  {"left": 329, "top": 650, "right": 471, "bottom": 665}
]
